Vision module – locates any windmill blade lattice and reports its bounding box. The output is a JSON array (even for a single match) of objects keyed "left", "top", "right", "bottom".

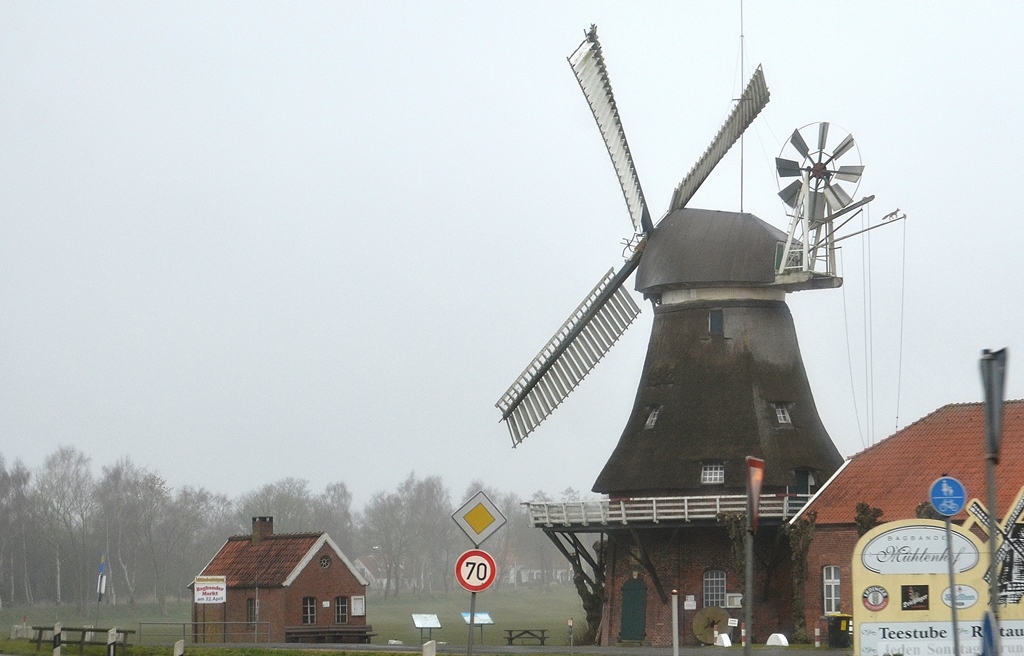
[
  {"left": 669, "top": 65, "right": 770, "bottom": 212},
  {"left": 569, "top": 26, "right": 653, "bottom": 234},
  {"left": 776, "top": 122, "right": 863, "bottom": 220},
  {"left": 495, "top": 263, "right": 641, "bottom": 445}
]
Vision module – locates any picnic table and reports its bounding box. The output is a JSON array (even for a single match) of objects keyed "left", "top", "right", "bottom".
[{"left": 504, "top": 629, "right": 548, "bottom": 645}]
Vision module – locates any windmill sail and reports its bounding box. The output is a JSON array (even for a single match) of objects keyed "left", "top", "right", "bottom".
[
  {"left": 496, "top": 263, "right": 641, "bottom": 445},
  {"left": 569, "top": 26, "right": 653, "bottom": 234},
  {"left": 669, "top": 65, "right": 770, "bottom": 212}
]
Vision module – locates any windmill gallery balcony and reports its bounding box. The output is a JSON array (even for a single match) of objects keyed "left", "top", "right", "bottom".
[{"left": 527, "top": 493, "right": 813, "bottom": 530}]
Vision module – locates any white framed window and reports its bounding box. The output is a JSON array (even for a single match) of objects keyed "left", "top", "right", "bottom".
[
  {"left": 302, "top": 596, "right": 316, "bottom": 624},
  {"left": 334, "top": 596, "right": 349, "bottom": 624},
  {"left": 823, "top": 565, "right": 841, "bottom": 614},
  {"left": 701, "top": 463, "right": 725, "bottom": 485},
  {"left": 645, "top": 406, "right": 661, "bottom": 429},
  {"left": 703, "top": 570, "right": 726, "bottom": 608},
  {"left": 773, "top": 403, "right": 791, "bottom": 424},
  {"left": 247, "top": 598, "right": 258, "bottom": 623}
]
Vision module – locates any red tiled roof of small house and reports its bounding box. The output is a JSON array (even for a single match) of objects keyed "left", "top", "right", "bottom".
[{"left": 802, "top": 401, "right": 1024, "bottom": 525}]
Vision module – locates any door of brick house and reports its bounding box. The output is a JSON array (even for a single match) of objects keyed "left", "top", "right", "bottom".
[{"left": 620, "top": 577, "right": 647, "bottom": 641}]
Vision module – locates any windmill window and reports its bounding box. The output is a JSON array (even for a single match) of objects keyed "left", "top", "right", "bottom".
[
  {"left": 773, "top": 403, "right": 792, "bottom": 424},
  {"left": 701, "top": 463, "right": 725, "bottom": 485},
  {"left": 644, "top": 406, "right": 661, "bottom": 429},
  {"left": 789, "top": 469, "right": 817, "bottom": 496},
  {"left": 703, "top": 570, "right": 727, "bottom": 608},
  {"left": 709, "top": 309, "right": 724, "bottom": 335},
  {"left": 302, "top": 597, "right": 316, "bottom": 624}
]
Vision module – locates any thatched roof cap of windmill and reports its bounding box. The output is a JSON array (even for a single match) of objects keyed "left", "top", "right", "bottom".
[{"left": 635, "top": 208, "right": 789, "bottom": 294}]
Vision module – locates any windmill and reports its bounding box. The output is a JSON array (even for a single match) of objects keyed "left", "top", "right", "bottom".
[{"left": 496, "top": 26, "right": 850, "bottom": 496}]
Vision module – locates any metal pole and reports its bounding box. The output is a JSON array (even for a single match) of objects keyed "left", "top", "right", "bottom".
[
  {"left": 467, "top": 591, "right": 476, "bottom": 656},
  {"left": 986, "top": 455, "right": 999, "bottom": 618},
  {"left": 945, "top": 514, "right": 961, "bottom": 656},
  {"left": 981, "top": 348, "right": 1007, "bottom": 619},
  {"left": 744, "top": 522, "right": 753, "bottom": 656},
  {"left": 672, "top": 590, "right": 679, "bottom": 656}
]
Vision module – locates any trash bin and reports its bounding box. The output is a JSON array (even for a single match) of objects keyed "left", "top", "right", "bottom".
[{"left": 827, "top": 614, "right": 853, "bottom": 648}]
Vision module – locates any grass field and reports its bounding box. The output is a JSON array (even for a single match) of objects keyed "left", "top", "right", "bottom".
[{"left": 0, "top": 586, "right": 586, "bottom": 648}]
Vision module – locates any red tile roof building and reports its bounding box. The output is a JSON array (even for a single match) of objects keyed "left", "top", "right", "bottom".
[
  {"left": 797, "top": 401, "right": 1024, "bottom": 638},
  {"left": 192, "top": 516, "right": 370, "bottom": 644}
]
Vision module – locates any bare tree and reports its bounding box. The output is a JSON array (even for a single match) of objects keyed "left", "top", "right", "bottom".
[
  {"left": 95, "top": 458, "right": 153, "bottom": 605},
  {"left": 236, "top": 478, "right": 316, "bottom": 533},
  {"left": 8, "top": 461, "right": 34, "bottom": 605},
  {"left": 404, "top": 475, "right": 453, "bottom": 594},
  {"left": 33, "top": 447, "right": 96, "bottom": 608},
  {"left": 313, "top": 482, "right": 356, "bottom": 555},
  {"left": 362, "top": 488, "right": 408, "bottom": 598},
  {"left": 168, "top": 487, "right": 236, "bottom": 601}
]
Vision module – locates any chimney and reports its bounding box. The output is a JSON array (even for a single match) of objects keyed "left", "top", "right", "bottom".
[{"left": 252, "top": 516, "right": 274, "bottom": 545}]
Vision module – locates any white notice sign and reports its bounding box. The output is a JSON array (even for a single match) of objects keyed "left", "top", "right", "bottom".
[{"left": 193, "top": 576, "right": 226, "bottom": 604}]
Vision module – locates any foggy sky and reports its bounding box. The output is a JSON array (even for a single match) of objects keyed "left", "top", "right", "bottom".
[{"left": 2, "top": 3, "right": 1021, "bottom": 508}]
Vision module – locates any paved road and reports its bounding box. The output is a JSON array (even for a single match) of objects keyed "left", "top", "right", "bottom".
[{"left": 213, "top": 642, "right": 854, "bottom": 656}]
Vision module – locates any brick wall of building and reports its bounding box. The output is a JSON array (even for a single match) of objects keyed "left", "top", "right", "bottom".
[
  {"left": 599, "top": 524, "right": 796, "bottom": 646},
  {"left": 284, "top": 546, "right": 368, "bottom": 629},
  {"left": 802, "top": 524, "right": 860, "bottom": 642}
]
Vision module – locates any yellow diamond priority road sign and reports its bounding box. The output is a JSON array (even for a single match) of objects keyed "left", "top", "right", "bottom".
[{"left": 452, "top": 490, "right": 506, "bottom": 547}]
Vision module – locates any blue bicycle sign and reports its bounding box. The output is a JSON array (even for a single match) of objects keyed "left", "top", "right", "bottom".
[{"left": 930, "top": 476, "right": 967, "bottom": 517}]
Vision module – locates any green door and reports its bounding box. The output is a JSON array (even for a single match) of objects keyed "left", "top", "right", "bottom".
[{"left": 620, "top": 578, "right": 647, "bottom": 641}]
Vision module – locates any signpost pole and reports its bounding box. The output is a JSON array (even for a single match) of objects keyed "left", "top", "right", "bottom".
[
  {"left": 980, "top": 348, "right": 1007, "bottom": 622},
  {"left": 930, "top": 475, "right": 969, "bottom": 656},
  {"left": 744, "top": 457, "right": 764, "bottom": 656},
  {"left": 671, "top": 590, "right": 679, "bottom": 656},
  {"left": 467, "top": 591, "right": 476, "bottom": 656},
  {"left": 945, "top": 513, "right": 961, "bottom": 656}
]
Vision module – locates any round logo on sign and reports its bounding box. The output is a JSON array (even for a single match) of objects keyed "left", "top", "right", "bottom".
[
  {"left": 942, "top": 585, "right": 979, "bottom": 609},
  {"left": 455, "top": 549, "right": 497, "bottom": 593},
  {"left": 863, "top": 585, "right": 889, "bottom": 611}
]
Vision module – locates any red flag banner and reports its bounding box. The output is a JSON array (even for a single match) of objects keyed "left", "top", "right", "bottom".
[{"left": 746, "top": 456, "right": 765, "bottom": 534}]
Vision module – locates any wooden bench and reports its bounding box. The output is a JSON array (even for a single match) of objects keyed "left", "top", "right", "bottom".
[
  {"left": 284, "top": 624, "right": 376, "bottom": 644},
  {"left": 504, "top": 629, "right": 548, "bottom": 645},
  {"left": 32, "top": 627, "right": 135, "bottom": 655}
]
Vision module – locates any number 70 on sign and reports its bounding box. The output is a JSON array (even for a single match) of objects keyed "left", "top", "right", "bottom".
[{"left": 455, "top": 549, "right": 497, "bottom": 592}]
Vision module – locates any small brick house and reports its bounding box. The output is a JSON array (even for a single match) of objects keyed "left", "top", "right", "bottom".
[
  {"left": 795, "top": 401, "right": 1024, "bottom": 641},
  {"left": 193, "top": 516, "right": 371, "bottom": 643}
]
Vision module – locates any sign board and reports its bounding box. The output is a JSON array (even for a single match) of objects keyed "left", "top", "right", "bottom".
[
  {"left": 853, "top": 486, "right": 1024, "bottom": 656},
  {"left": 460, "top": 612, "right": 494, "bottom": 625},
  {"left": 412, "top": 614, "right": 441, "bottom": 629},
  {"left": 193, "top": 576, "right": 226, "bottom": 604},
  {"left": 452, "top": 491, "right": 506, "bottom": 547},
  {"left": 455, "top": 549, "right": 497, "bottom": 592},
  {"left": 930, "top": 476, "right": 967, "bottom": 517},
  {"left": 352, "top": 595, "right": 366, "bottom": 616},
  {"left": 859, "top": 524, "right": 979, "bottom": 575}
]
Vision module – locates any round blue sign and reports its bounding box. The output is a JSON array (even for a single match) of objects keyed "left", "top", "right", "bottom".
[{"left": 930, "top": 476, "right": 967, "bottom": 516}]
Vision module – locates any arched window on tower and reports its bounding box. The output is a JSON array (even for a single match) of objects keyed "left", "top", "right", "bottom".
[
  {"left": 823, "top": 565, "right": 841, "bottom": 614},
  {"left": 703, "top": 569, "right": 726, "bottom": 608}
]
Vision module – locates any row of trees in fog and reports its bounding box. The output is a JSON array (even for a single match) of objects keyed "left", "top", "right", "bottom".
[{"left": 0, "top": 447, "right": 572, "bottom": 612}]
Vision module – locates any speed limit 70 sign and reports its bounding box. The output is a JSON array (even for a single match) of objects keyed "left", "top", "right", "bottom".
[{"left": 455, "top": 549, "right": 496, "bottom": 592}]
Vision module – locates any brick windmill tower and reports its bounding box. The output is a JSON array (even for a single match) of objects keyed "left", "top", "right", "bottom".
[{"left": 496, "top": 27, "right": 873, "bottom": 646}]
